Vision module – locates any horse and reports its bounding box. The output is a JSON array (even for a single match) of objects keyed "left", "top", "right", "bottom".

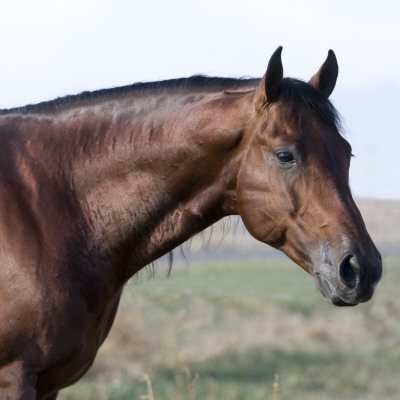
[{"left": 0, "top": 47, "right": 381, "bottom": 399}]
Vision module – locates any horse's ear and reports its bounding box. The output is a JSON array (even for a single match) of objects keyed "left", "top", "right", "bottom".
[
  {"left": 254, "top": 46, "right": 283, "bottom": 111},
  {"left": 308, "top": 50, "right": 338, "bottom": 98}
]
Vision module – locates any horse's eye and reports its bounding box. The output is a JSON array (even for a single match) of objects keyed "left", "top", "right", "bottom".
[{"left": 277, "top": 151, "right": 295, "bottom": 164}]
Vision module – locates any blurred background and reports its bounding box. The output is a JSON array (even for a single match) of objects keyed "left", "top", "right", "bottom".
[{"left": 0, "top": 1, "right": 399, "bottom": 399}]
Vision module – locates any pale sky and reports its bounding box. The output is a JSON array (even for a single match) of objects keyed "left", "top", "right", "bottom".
[{"left": 0, "top": 0, "right": 399, "bottom": 199}]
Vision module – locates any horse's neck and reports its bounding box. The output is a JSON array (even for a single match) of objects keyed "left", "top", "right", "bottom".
[{"left": 73, "top": 91, "right": 253, "bottom": 276}]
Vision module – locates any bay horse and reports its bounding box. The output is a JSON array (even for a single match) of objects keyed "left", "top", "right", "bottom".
[{"left": 0, "top": 47, "right": 381, "bottom": 399}]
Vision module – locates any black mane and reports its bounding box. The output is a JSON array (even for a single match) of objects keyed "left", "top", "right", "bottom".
[
  {"left": 0, "top": 76, "right": 260, "bottom": 114},
  {"left": 1, "top": 75, "right": 341, "bottom": 131}
]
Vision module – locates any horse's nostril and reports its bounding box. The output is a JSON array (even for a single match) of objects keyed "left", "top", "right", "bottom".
[{"left": 339, "top": 255, "right": 359, "bottom": 289}]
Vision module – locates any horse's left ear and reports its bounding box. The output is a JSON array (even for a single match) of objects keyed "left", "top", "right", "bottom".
[{"left": 308, "top": 50, "right": 338, "bottom": 98}]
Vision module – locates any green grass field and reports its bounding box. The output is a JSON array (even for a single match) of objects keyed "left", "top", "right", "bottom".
[{"left": 59, "top": 256, "right": 400, "bottom": 400}]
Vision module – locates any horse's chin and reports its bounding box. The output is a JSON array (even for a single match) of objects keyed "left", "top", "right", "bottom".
[{"left": 315, "top": 273, "right": 359, "bottom": 307}]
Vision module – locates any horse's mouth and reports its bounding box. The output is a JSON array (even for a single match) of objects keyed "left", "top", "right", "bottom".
[{"left": 315, "top": 273, "right": 358, "bottom": 307}]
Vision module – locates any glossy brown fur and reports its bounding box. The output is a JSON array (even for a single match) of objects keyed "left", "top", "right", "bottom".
[{"left": 0, "top": 48, "right": 381, "bottom": 398}]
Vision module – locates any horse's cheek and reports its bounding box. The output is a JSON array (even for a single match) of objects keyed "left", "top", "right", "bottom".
[{"left": 237, "top": 146, "right": 278, "bottom": 243}]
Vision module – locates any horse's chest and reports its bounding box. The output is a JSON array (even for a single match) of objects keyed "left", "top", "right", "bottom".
[{"left": 35, "top": 287, "right": 123, "bottom": 394}]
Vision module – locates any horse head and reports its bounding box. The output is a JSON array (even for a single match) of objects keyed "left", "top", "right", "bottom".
[{"left": 237, "top": 47, "right": 382, "bottom": 306}]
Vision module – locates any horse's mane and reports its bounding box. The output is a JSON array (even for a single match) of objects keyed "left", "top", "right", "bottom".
[
  {"left": 0, "top": 75, "right": 341, "bottom": 131},
  {"left": 0, "top": 76, "right": 260, "bottom": 115},
  {"left": 277, "top": 78, "right": 342, "bottom": 131}
]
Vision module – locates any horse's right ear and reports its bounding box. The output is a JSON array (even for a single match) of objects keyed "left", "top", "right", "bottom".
[{"left": 254, "top": 46, "right": 283, "bottom": 112}]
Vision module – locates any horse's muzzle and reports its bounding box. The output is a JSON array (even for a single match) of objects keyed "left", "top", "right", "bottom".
[{"left": 314, "top": 250, "right": 382, "bottom": 307}]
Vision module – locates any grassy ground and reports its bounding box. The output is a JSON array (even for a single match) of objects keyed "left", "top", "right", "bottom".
[{"left": 59, "top": 256, "right": 400, "bottom": 400}]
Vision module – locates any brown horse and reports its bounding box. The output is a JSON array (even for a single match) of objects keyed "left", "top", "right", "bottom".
[{"left": 0, "top": 47, "right": 381, "bottom": 399}]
